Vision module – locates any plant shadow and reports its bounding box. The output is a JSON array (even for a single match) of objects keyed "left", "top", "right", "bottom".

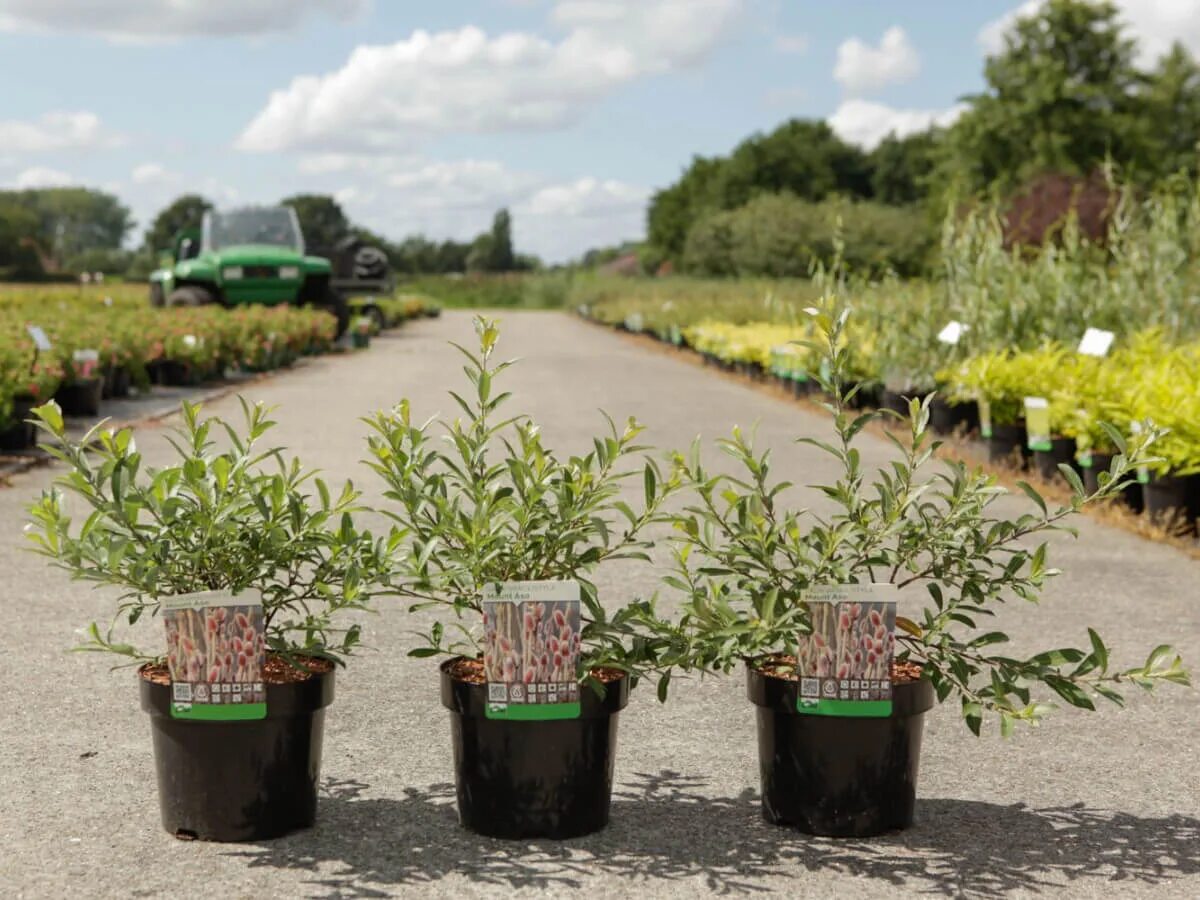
[{"left": 228, "top": 771, "right": 1200, "bottom": 897}]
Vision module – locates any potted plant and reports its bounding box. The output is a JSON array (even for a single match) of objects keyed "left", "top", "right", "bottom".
[
  {"left": 26, "top": 398, "right": 387, "bottom": 842},
  {"left": 666, "top": 302, "right": 1188, "bottom": 838},
  {"left": 365, "top": 317, "right": 679, "bottom": 840},
  {"left": 351, "top": 316, "right": 373, "bottom": 349}
]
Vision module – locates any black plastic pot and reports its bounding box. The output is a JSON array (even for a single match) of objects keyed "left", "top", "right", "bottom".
[
  {"left": 1142, "top": 472, "right": 1200, "bottom": 534},
  {"left": 139, "top": 664, "right": 335, "bottom": 842},
  {"left": 0, "top": 395, "right": 37, "bottom": 451},
  {"left": 1032, "top": 437, "right": 1078, "bottom": 483},
  {"left": 54, "top": 376, "right": 104, "bottom": 417},
  {"left": 792, "top": 377, "right": 815, "bottom": 398},
  {"left": 879, "top": 389, "right": 910, "bottom": 417},
  {"left": 440, "top": 658, "right": 629, "bottom": 839},
  {"left": 1082, "top": 452, "right": 1144, "bottom": 513},
  {"left": 849, "top": 383, "right": 882, "bottom": 411},
  {"left": 103, "top": 365, "right": 131, "bottom": 399},
  {"left": 987, "top": 422, "right": 1030, "bottom": 468},
  {"left": 929, "top": 396, "right": 978, "bottom": 435},
  {"left": 748, "top": 665, "right": 935, "bottom": 837}
]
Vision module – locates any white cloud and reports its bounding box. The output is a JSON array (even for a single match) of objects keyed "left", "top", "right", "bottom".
[
  {"left": 130, "top": 162, "right": 178, "bottom": 185},
  {"left": 0, "top": 111, "right": 122, "bottom": 153},
  {"left": 12, "top": 166, "right": 76, "bottom": 188},
  {"left": 833, "top": 26, "right": 919, "bottom": 96},
  {"left": 0, "top": 0, "right": 369, "bottom": 40},
  {"left": 238, "top": 0, "right": 744, "bottom": 153},
  {"left": 979, "top": 1, "right": 1200, "bottom": 67},
  {"left": 829, "top": 99, "right": 965, "bottom": 150},
  {"left": 301, "top": 154, "right": 645, "bottom": 261}
]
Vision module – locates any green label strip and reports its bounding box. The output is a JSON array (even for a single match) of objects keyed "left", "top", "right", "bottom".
[
  {"left": 485, "top": 701, "right": 581, "bottom": 721},
  {"left": 171, "top": 702, "right": 267, "bottom": 721},
  {"left": 796, "top": 698, "right": 893, "bottom": 718}
]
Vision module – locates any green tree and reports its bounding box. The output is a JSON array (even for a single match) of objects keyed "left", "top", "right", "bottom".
[
  {"left": 13, "top": 187, "right": 132, "bottom": 266},
  {"left": 0, "top": 196, "right": 42, "bottom": 277},
  {"left": 143, "top": 193, "right": 212, "bottom": 253},
  {"left": 488, "top": 208, "right": 515, "bottom": 271},
  {"left": 1137, "top": 43, "right": 1200, "bottom": 179},
  {"left": 869, "top": 129, "right": 940, "bottom": 204},
  {"left": 280, "top": 194, "right": 350, "bottom": 250},
  {"left": 944, "top": 0, "right": 1141, "bottom": 192}
]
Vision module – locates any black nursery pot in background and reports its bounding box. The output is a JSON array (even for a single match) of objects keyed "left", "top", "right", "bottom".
[
  {"left": 1142, "top": 472, "right": 1200, "bottom": 534},
  {"left": 440, "top": 659, "right": 630, "bottom": 839},
  {"left": 747, "top": 665, "right": 935, "bottom": 838},
  {"left": 1032, "top": 437, "right": 1078, "bottom": 483},
  {"left": 929, "top": 396, "right": 978, "bottom": 436},
  {"left": 0, "top": 395, "right": 38, "bottom": 451},
  {"left": 54, "top": 376, "right": 104, "bottom": 417},
  {"left": 987, "top": 422, "right": 1030, "bottom": 468},
  {"left": 139, "top": 665, "right": 335, "bottom": 842}
]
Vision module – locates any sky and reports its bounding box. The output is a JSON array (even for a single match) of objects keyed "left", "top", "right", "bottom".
[{"left": 1, "top": 1, "right": 1198, "bottom": 262}]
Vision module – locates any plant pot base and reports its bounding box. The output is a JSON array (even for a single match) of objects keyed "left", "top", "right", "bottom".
[
  {"left": 139, "top": 661, "right": 335, "bottom": 842},
  {"left": 748, "top": 664, "right": 934, "bottom": 838},
  {"left": 440, "top": 658, "right": 629, "bottom": 840}
]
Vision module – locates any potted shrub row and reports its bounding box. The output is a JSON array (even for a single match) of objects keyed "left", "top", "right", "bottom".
[{"left": 25, "top": 314, "right": 1188, "bottom": 845}]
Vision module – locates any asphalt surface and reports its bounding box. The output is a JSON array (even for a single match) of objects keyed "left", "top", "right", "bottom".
[{"left": 1, "top": 310, "right": 1197, "bottom": 899}]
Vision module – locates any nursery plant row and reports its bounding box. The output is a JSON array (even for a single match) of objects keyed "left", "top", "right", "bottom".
[
  {"left": 26, "top": 312, "right": 1187, "bottom": 848},
  {"left": 590, "top": 311, "right": 1200, "bottom": 534},
  {"left": 0, "top": 289, "right": 438, "bottom": 449}
]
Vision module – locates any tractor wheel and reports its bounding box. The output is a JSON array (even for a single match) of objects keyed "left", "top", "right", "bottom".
[
  {"left": 364, "top": 304, "right": 386, "bottom": 332},
  {"left": 166, "top": 286, "right": 216, "bottom": 307},
  {"left": 149, "top": 282, "right": 165, "bottom": 307},
  {"left": 318, "top": 288, "right": 350, "bottom": 338}
]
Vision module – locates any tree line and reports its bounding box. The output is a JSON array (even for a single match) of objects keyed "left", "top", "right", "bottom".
[
  {"left": 0, "top": 186, "right": 537, "bottom": 280},
  {"left": 635, "top": 0, "right": 1200, "bottom": 278}
]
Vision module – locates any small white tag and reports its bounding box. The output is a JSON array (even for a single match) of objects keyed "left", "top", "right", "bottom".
[
  {"left": 72, "top": 349, "right": 100, "bottom": 363},
  {"left": 1077, "top": 328, "right": 1114, "bottom": 357},
  {"left": 937, "top": 321, "right": 967, "bottom": 345},
  {"left": 27, "top": 325, "right": 52, "bottom": 351}
]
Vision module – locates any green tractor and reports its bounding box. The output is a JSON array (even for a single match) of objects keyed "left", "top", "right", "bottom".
[{"left": 149, "top": 206, "right": 392, "bottom": 337}]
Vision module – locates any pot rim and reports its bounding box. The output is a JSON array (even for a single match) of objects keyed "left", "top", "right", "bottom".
[
  {"left": 440, "top": 655, "right": 630, "bottom": 718},
  {"left": 745, "top": 659, "right": 935, "bottom": 718},
  {"left": 139, "top": 660, "right": 335, "bottom": 719}
]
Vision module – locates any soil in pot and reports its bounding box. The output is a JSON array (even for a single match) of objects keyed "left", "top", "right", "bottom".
[
  {"left": 986, "top": 422, "right": 1030, "bottom": 469},
  {"left": 748, "top": 656, "right": 933, "bottom": 838},
  {"left": 1032, "top": 437, "right": 1078, "bottom": 483},
  {"left": 54, "top": 376, "right": 104, "bottom": 417},
  {"left": 139, "top": 655, "right": 335, "bottom": 842},
  {"left": 1081, "top": 452, "right": 1144, "bottom": 513},
  {"left": 440, "top": 657, "right": 629, "bottom": 840},
  {"left": 0, "top": 395, "right": 37, "bottom": 451},
  {"left": 1142, "top": 472, "right": 1200, "bottom": 535}
]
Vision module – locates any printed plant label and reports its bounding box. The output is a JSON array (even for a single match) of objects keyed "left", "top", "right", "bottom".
[
  {"left": 1024, "top": 396, "right": 1052, "bottom": 451},
  {"left": 937, "top": 321, "right": 967, "bottom": 345},
  {"left": 26, "top": 325, "right": 52, "bottom": 352},
  {"left": 72, "top": 349, "right": 100, "bottom": 378},
  {"left": 483, "top": 580, "right": 581, "bottom": 721},
  {"left": 796, "top": 584, "right": 897, "bottom": 718},
  {"left": 163, "top": 590, "right": 267, "bottom": 721},
  {"left": 1078, "top": 327, "right": 1115, "bottom": 357},
  {"left": 978, "top": 398, "right": 993, "bottom": 438}
]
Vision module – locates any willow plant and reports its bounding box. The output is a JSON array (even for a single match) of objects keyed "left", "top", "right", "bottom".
[
  {"left": 667, "top": 300, "right": 1188, "bottom": 735},
  {"left": 364, "top": 317, "right": 680, "bottom": 692}
]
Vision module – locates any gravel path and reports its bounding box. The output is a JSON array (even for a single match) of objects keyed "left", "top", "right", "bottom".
[{"left": 1, "top": 310, "right": 1197, "bottom": 899}]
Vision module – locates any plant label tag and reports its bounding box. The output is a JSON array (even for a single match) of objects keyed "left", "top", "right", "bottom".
[
  {"left": 1024, "top": 397, "right": 1052, "bottom": 451},
  {"left": 796, "top": 584, "right": 897, "bottom": 718},
  {"left": 72, "top": 348, "right": 100, "bottom": 378},
  {"left": 163, "top": 590, "right": 267, "bottom": 721},
  {"left": 937, "top": 321, "right": 967, "bottom": 345},
  {"left": 483, "top": 580, "right": 581, "bottom": 721},
  {"left": 978, "top": 398, "right": 993, "bottom": 439},
  {"left": 26, "top": 325, "right": 52, "bottom": 352},
  {"left": 1077, "top": 327, "right": 1114, "bottom": 357}
]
